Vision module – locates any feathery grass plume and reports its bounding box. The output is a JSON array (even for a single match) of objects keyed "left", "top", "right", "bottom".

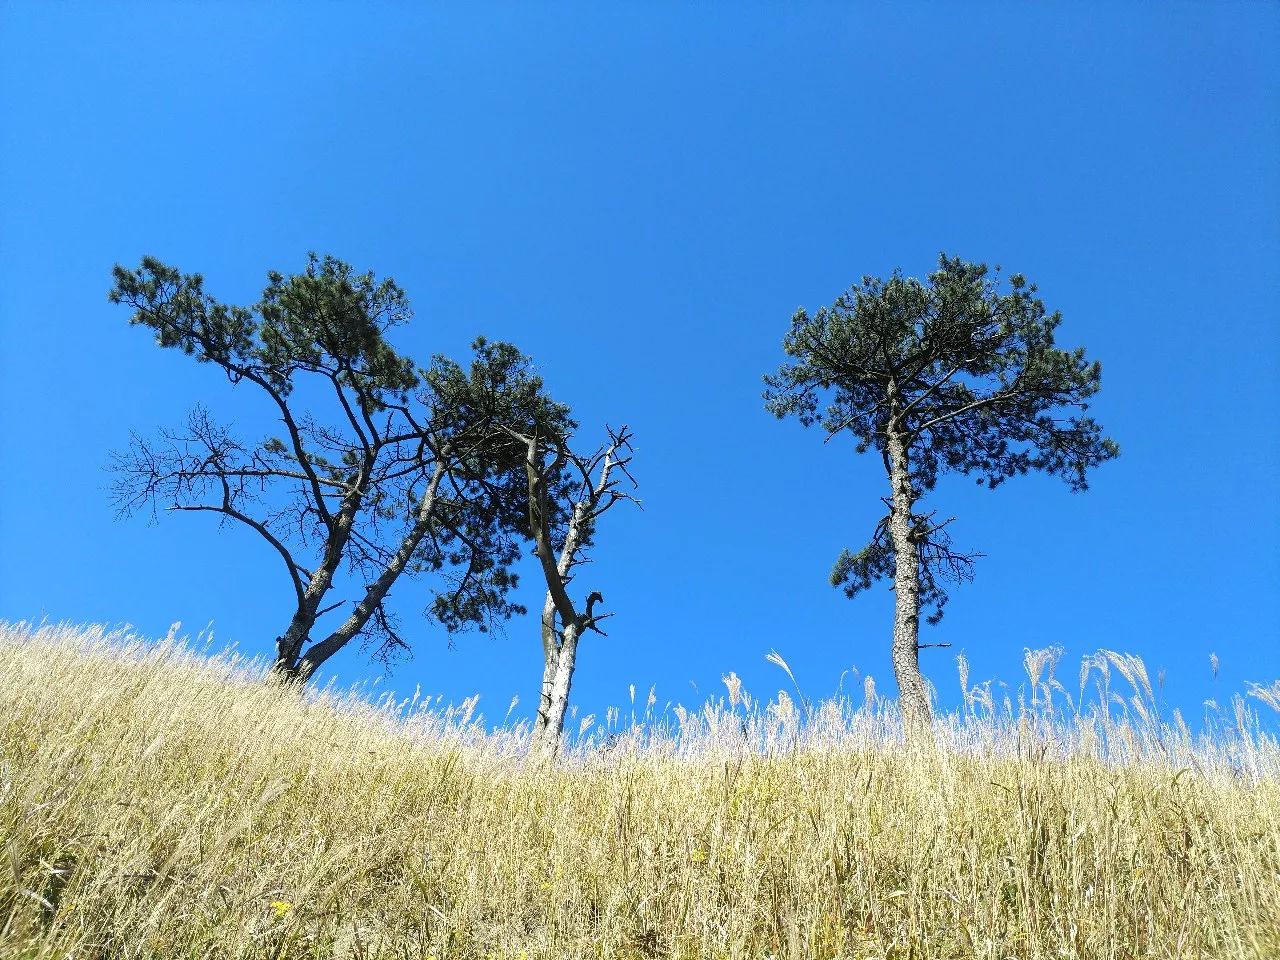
[
  {"left": 1248, "top": 680, "right": 1280, "bottom": 713},
  {"left": 765, "top": 648, "right": 812, "bottom": 720},
  {"left": 721, "top": 671, "right": 742, "bottom": 709},
  {"left": 0, "top": 621, "right": 1278, "bottom": 958},
  {"left": 955, "top": 651, "right": 970, "bottom": 711}
]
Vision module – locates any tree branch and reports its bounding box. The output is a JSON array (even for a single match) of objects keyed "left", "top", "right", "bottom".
[{"left": 168, "top": 503, "right": 307, "bottom": 602}]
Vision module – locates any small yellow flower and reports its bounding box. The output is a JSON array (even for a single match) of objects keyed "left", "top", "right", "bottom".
[
  {"left": 690, "top": 848, "right": 708, "bottom": 864},
  {"left": 270, "top": 900, "right": 294, "bottom": 918}
]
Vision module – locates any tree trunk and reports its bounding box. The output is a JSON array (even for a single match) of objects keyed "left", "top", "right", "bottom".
[
  {"left": 271, "top": 611, "right": 316, "bottom": 679},
  {"left": 516, "top": 428, "right": 635, "bottom": 755},
  {"left": 531, "top": 540, "right": 584, "bottom": 752},
  {"left": 269, "top": 490, "right": 366, "bottom": 679},
  {"left": 270, "top": 572, "right": 343, "bottom": 678},
  {"left": 525, "top": 464, "right": 592, "bottom": 752},
  {"left": 293, "top": 463, "right": 448, "bottom": 681},
  {"left": 534, "top": 624, "right": 580, "bottom": 751},
  {"left": 885, "top": 428, "right": 933, "bottom": 735},
  {"left": 533, "top": 595, "right": 559, "bottom": 735}
]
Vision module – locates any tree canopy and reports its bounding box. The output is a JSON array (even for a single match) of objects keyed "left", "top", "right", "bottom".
[
  {"left": 765, "top": 254, "right": 1118, "bottom": 727},
  {"left": 110, "top": 254, "right": 573, "bottom": 679}
]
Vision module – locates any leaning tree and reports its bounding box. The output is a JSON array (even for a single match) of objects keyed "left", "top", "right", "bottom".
[
  {"left": 506, "top": 424, "right": 638, "bottom": 751},
  {"left": 110, "top": 254, "right": 572, "bottom": 681},
  {"left": 764, "top": 254, "right": 1118, "bottom": 732}
]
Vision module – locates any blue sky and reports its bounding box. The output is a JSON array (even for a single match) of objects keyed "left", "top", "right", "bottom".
[{"left": 2, "top": 2, "right": 1277, "bottom": 727}]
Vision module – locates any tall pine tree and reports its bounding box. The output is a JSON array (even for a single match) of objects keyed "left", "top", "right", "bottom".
[{"left": 765, "top": 255, "right": 1118, "bottom": 732}]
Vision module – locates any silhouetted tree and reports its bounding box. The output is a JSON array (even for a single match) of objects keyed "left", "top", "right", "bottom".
[
  {"left": 110, "top": 254, "right": 572, "bottom": 681},
  {"left": 765, "top": 255, "right": 1118, "bottom": 732}
]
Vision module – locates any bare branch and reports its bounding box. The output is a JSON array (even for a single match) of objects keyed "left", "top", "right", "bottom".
[{"left": 168, "top": 503, "right": 307, "bottom": 603}]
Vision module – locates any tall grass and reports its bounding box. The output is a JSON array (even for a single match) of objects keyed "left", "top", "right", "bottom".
[{"left": 1, "top": 622, "right": 1277, "bottom": 959}]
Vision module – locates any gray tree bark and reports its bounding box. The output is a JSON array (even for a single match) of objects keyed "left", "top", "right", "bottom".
[
  {"left": 538, "top": 624, "right": 581, "bottom": 746},
  {"left": 271, "top": 493, "right": 364, "bottom": 678},
  {"left": 270, "top": 451, "right": 456, "bottom": 682},
  {"left": 532, "top": 498, "right": 595, "bottom": 748},
  {"left": 513, "top": 427, "right": 636, "bottom": 754},
  {"left": 884, "top": 424, "right": 933, "bottom": 735},
  {"left": 292, "top": 460, "right": 449, "bottom": 680}
]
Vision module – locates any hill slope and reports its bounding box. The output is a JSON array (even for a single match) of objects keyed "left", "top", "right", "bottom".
[{"left": 1, "top": 622, "right": 1277, "bottom": 959}]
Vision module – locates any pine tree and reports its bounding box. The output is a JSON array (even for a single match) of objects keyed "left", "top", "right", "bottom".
[
  {"left": 110, "top": 254, "right": 572, "bottom": 681},
  {"left": 765, "top": 255, "right": 1118, "bottom": 732}
]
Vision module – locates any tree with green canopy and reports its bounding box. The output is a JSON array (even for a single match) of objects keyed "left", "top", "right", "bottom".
[
  {"left": 110, "top": 254, "right": 573, "bottom": 681},
  {"left": 764, "top": 254, "right": 1118, "bottom": 732}
]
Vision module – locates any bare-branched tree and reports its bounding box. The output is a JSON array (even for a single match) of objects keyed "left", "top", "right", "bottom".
[
  {"left": 110, "top": 254, "right": 572, "bottom": 681},
  {"left": 506, "top": 425, "right": 639, "bottom": 751}
]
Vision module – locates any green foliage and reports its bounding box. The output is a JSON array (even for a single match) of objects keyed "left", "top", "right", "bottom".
[
  {"left": 109, "top": 254, "right": 575, "bottom": 666},
  {"left": 423, "top": 337, "right": 575, "bottom": 478},
  {"left": 766, "top": 253, "right": 1118, "bottom": 617},
  {"left": 111, "top": 253, "right": 419, "bottom": 404},
  {"left": 828, "top": 521, "right": 970, "bottom": 626}
]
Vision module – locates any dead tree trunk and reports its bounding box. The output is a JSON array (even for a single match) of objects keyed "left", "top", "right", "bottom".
[{"left": 510, "top": 426, "right": 638, "bottom": 753}]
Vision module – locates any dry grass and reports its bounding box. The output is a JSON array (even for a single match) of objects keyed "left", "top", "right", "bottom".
[{"left": 1, "top": 622, "right": 1277, "bottom": 959}]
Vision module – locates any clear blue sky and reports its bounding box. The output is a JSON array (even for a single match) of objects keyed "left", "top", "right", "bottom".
[{"left": 2, "top": 3, "right": 1277, "bottom": 727}]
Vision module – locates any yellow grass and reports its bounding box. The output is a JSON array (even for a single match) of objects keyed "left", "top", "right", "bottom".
[{"left": 1, "top": 622, "right": 1277, "bottom": 959}]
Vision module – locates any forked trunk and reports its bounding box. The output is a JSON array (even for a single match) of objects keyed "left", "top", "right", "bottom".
[
  {"left": 270, "top": 584, "right": 332, "bottom": 679},
  {"left": 885, "top": 428, "right": 933, "bottom": 735},
  {"left": 270, "top": 614, "right": 314, "bottom": 679},
  {"left": 515, "top": 426, "right": 636, "bottom": 756},
  {"left": 269, "top": 581, "right": 341, "bottom": 681},
  {"left": 272, "top": 463, "right": 448, "bottom": 683}
]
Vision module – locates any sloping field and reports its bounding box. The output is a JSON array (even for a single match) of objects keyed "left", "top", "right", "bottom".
[{"left": 1, "top": 623, "right": 1277, "bottom": 959}]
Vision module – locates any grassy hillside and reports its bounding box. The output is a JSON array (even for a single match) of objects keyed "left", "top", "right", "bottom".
[{"left": 1, "top": 623, "right": 1277, "bottom": 959}]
